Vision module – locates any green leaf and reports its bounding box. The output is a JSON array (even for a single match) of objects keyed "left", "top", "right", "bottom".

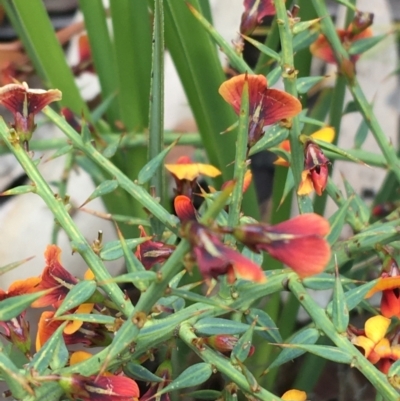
[
  {"left": 293, "top": 29, "right": 319, "bottom": 52},
  {"left": 55, "top": 313, "right": 115, "bottom": 325},
  {"left": 194, "top": 318, "right": 251, "bottom": 336},
  {"left": 45, "top": 145, "right": 74, "bottom": 162},
  {"left": 313, "top": 138, "right": 367, "bottom": 165},
  {"left": 354, "top": 118, "right": 369, "bottom": 149},
  {"left": 55, "top": 280, "right": 97, "bottom": 317},
  {"left": 183, "top": 390, "right": 221, "bottom": 400},
  {"left": 0, "top": 185, "right": 35, "bottom": 196},
  {"left": 0, "top": 291, "right": 48, "bottom": 321},
  {"left": 349, "top": 33, "right": 387, "bottom": 56},
  {"left": 296, "top": 76, "right": 326, "bottom": 94},
  {"left": 388, "top": 359, "right": 400, "bottom": 388},
  {"left": 241, "top": 34, "right": 281, "bottom": 61},
  {"left": 327, "top": 197, "right": 352, "bottom": 245},
  {"left": 100, "top": 237, "right": 149, "bottom": 261},
  {"left": 281, "top": 344, "right": 352, "bottom": 364},
  {"left": 0, "top": 256, "right": 35, "bottom": 276},
  {"left": 124, "top": 362, "right": 163, "bottom": 382},
  {"left": 249, "top": 125, "right": 288, "bottom": 155},
  {"left": 102, "top": 139, "right": 121, "bottom": 159},
  {"left": 266, "top": 328, "right": 319, "bottom": 371},
  {"left": 332, "top": 268, "right": 349, "bottom": 333},
  {"left": 246, "top": 308, "right": 282, "bottom": 343},
  {"left": 107, "top": 271, "right": 157, "bottom": 285},
  {"left": 80, "top": 180, "right": 119, "bottom": 207},
  {"left": 292, "top": 18, "right": 321, "bottom": 35},
  {"left": 231, "top": 321, "right": 255, "bottom": 363},
  {"left": 0, "top": 351, "right": 33, "bottom": 399},
  {"left": 342, "top": 175, "right": 370, "bottom": 229},
  {"left": 138, "top": 139, "right": 178, "bottom": 185},
  {"left": 159, "top": 363, "right": 212, "bottom": 395},
  {"left": 30, "top": 322, "right": 67, "bottom": 373}
]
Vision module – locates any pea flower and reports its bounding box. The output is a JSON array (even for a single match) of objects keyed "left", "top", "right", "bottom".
[
  {"left": 165, "top": 156, "right": 221, "bottom": 199},
  {"left": 281, "top": 389, "right": 307, "bottom": 401},
  {"left": 297, "top": 141, "right": 330, "bottom": 196},
  {"left": 219, "top": 74, "right": 302, "bottom": 148},
  {"left": 174, "top": 195, "right": 266, "bottom": 285},
  {"left": 310, "top": 11, "right": 373, "bottom": 65},
  {"left": 231, "top": 213, "right": 331, "bottom": 277},
  {"left": 240, "top": 0, "right": 281, "bottom": 35},
  {"left": 135, "top": 225, "right": 175, "bottom": 270},
  {"left": 0, "top": 276, "right": 41, "bottom": 354},
  {"left": 0, "top": 82, "right": 61, "bottom": 143},
  {"left": 350, "top": 315, "right": 400, "bottom": 372},
  {"left": 274, "top": 127, "right": 335, "bottom": 167},
  {"left": 59, "top": 373, "right": 139, "bottom": 401},
  {"left": 365, "top": 257, "right": 400, "bottom": 319},
  {"left": 36, "top": 310, "right": 110, "bottom": 351}
]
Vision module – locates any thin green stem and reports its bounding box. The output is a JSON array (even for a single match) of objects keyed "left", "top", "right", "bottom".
[
  {"left": 289, "top": 276, "right": 399, "bottom": 400},
  {"left": 0, "top": 120, "right": 133, "bottom": 317},
  {"left": 274, "top": 0, "right": 313, "bottom": 213}
]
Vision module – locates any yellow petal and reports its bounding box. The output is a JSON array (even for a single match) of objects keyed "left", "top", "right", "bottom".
[
  {"left": 63, "top": 303, "right": 94, "bottom": 335},
  {"left": 310, "top": 126, "right": 335, "bottom": 143},
  {"left": 281, "top": 389, "right": 307, "bottom": 401},
  {"left": 297, "top": 171, "right": 314, "bottom": 195},
  {"left": 366, "top": 277, "right": 400, "bottom": 298},
  {"left": 374, "top": 338, "right": 392, "bottom": 358},
  {"left": 352, "top": 335, "right": 375, "bottom": 357},
  {"left": 84, "top": 268, "right": 95, "bottom": 280},
  {"left": 165, "top": 163, "right": 221, "bottom": 180},
  {"left": 70, "top": 350, "right": 92, "bottom": 365},
  {"left": 365, "top": 315, "right": 391, "bottom": 343}
]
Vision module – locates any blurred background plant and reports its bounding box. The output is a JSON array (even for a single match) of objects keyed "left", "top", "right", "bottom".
[{"left": 0, "top": 0, "right": 399, "bottom": 400}]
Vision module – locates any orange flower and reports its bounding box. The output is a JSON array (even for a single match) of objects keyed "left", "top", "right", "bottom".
[
  {"left": 135, "top": 225, "right": 175, "bottom": 270},
  {"left": 165, "top": 156, "right": 221, "bottom": 199},
  {"left": 351, "top": 315, "right": 400, "bottom": 366},
  {"left": 274, "top": 127, "right": 335, "bottom": 167},
  {"left": 310, "top": 11, "right": 373, "bottom": 65},
  {"left": 219, "top": 74, "right": 302, "bottom": 147},
  {"left": 174, "top": 195, "right": 266, "bottom": 284},
  {"left": 0, "top": 82, "right": 61, "bottom": 142},
  {"left": 0, "top": 276, "right": 41, "bottom": 354},
  {"left": 366, "top": 258, "right": 400, "bottom": 319},
  {"left": 297, "top": 141, "right": 330, "bottom": 196},
  {"left": 32, "top": 245, "right": 79, "bottom": 309},
  {"left": 231, "top": 213, "right": 331, "bottom": 277},
  {"left": 36, "top": 310, "right": 110, "bottom": 351}
]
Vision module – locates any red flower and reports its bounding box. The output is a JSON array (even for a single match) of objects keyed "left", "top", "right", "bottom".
[
  {"left": 310, "top": 11, "right": 373, "bottom": 65},
  {"left": 32, "top": 244, "right": 78, "bottom": 308},
  {"left": 232, "top": 214, "right": 331, "bottom": 277},
  {"left": 174, "top": 196, "right": 266, "bottom": 284},
  {"left": 240, "top": 0, "right": 282, "bottom": 35},
  {"left": 135, "top": 225, "right": 175, "bottom": 270},
  {"left": 60, "top": 373, "right": 139, "bottom": 401},
  {"left": 0, "top": 82, "right": 61, "bottom": 142},
  {"left": 297, "top": 141, "right": 330, "bottom": 196},
  {"left": 219, "top": 74, "right": 302, "bottom": 147},
  {"left": 204, "top": 334, "right": 255, "bottom": 356}
]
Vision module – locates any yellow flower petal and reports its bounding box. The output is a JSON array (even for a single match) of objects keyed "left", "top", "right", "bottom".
[
  {"left": 84, "top": 268, "right": 95, "bottom": 280},
  {"left": 310, "top": 126, "right": 335, "bottom": 143},
  {"left": 70, "top": 350, "right": 92, "bottom": 365},
  {"left": 297, "top": 171, "right": 314, "bottom": 195},
  {"left": 165, "top": 163, "right": 221, "bottom": 180},
  {"left": 281, "top": 389, "right": 307, "bottom": 401},
  {"left": 352, "top": 335, "right": 375, "bottom": 357},
  {"left": 365, "top": 315, "right": 391, "bottom": 343},
  {"left": 374, "top": 338, "right": 392, "bottom": 358},
  {"left": 63, "top": 303, "right": 95, "bottom": 335},
  {"left": 366, "top": 277, "right": 400, "bottom": 298}
]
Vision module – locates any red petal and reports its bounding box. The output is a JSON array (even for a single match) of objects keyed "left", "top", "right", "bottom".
[
  {"left": 241, "top": 0, "right": 277, "bottom": 34},
  {"left": 264, "top": 236, "right": 331, "bottom": 277},
  {"left": 381, "top": 290, "right": 400, "bottom": 319},
  {"left": 219, "top": 74, "right": 301, "bottom": 125},
  {"left": 174, "top": 195, "right": 197, "bottom": 221},
  {"left": 36, "top": 311, "right": 59, "bottom": 351},
  {"left": 7, "top": 276, "right": 41, "bottom": 296},
  {"left": 78, "top": 34, "right": 91, "bottom": 64},
  {"left": 268, "top": 213, "right": 330, "bottom": 237},
  {"left": 310, "top": 31, "right": 347, "bottom": 64}
]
